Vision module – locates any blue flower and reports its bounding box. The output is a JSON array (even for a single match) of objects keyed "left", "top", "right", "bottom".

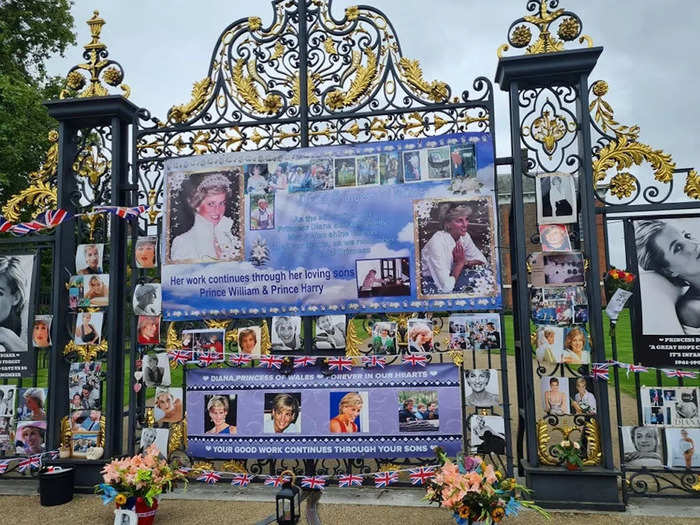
[
  {"left": 505, "top": 496, "right": 522, "bottom": 517},
  {"left": 99, "top": 484, "right": 117, "bottom": 505},
  {"left": 452, "top": 512, "right": 468, "bottom": 525}
]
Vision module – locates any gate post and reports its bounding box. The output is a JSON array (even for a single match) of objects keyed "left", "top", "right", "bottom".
[{"left": 495, "top": 5, "right": 622, "bottom": 509}]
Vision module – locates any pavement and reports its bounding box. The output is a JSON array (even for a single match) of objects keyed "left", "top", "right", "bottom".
[{"left": 1, "top": 480, "right": 700, "bottom": 524}]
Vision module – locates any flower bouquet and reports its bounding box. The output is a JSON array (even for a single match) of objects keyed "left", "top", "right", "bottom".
[
  {"left": 553, "top": 439, "right": 583, "bottom": 471},
  {"left": 95, "top": 445, "right": 187, "bottom": 524},
  {"left": 425, "top": 448, "right": 548, "bottom": 524},
  {"left": 603, "top": 267, "right": 635, "bottom": 302}
]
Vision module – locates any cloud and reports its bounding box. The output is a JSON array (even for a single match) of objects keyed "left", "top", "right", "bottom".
[
  {"left": 397, "top": 222, "right": 414, "bottom": 243},
  {"left": 363, "top": 243, "right": 410, "bottom": 260}
]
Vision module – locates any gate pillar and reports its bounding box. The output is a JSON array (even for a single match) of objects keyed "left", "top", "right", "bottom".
[{"left": 496, "top": 18, "right": 623, "bottom": 509}]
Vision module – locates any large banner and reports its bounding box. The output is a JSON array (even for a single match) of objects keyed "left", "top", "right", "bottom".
[
  {"left": 162, "top": 133, "right": 499, "bottom": 320},
  {"left": 186, "top": 364, "right": 462, "bottom": 459},
  {"left": 632, "top": 216, "right": 700, "bottom": 368}
]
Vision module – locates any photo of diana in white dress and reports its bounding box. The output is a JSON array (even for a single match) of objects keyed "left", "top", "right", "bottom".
[{"left": 168, "top": 171, "right": 244, "bottom": 264}]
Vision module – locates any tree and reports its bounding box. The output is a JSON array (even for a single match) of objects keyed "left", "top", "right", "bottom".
[{"left": 0, "top": 0, "right": 76, "bottom": 204}]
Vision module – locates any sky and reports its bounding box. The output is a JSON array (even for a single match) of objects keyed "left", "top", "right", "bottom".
[{"left": 45, "top": 0, "right": 700, "bottom": 265}]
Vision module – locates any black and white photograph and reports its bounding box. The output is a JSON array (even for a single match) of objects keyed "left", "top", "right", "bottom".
[
  {"left": 75, "top": 243, "right": 104, "bottom": 275},
  {"left": 534, "top": 325, "right": 564, "bottom": 363},
  {"left": 16, "top": 387, "right": 47, "bottom": 421},
  {"left": 0, "top": 386, "right": 16, "bottom": 417},
  {"left": 355, "top": 257, "right": 410, "bottom": 298},
  {"left": 668, "top": 387, "right": 700, "bottom": 427},
  {"left": 81, "top": 274, "right": 109, "bottom": 307},
  {"left": 135, "top": 235, "right": 158, "bottom": 268},
  {"left": 182, "top": 329, "right": 225, "bottom": 359},
  {"left": 249, "top": 193, "right": 275, "bottom": 231},
  {"left": 541, "top": 376, "right": 570, "bottom": 416},
  {"left": 414, "top": 197, "right": 499, "bottom": 299},
  {"left": 68, "top": 361, "right": 102, "bottom": 411},
  {"left": 133, "top": 283, "right": 162, "bottom": 316},
  {"left": 204, "top": 394, "right": 237, "bottom": 435},
  {"left": 314, "top": 315, "right": 346, "bottom": 350},
  {"left": 71, "top": 431, "right": 98, "bottom": 459},
  {"left": 665, "top": 427, "right": 700, "bottom": 469},
  {"left": 427, "top": 146, "right": 451, "bottom": 180},
  {"left": 463, "top": 369, "right": 500, "bottom": 408},
  {"left": 237, "top": 325, "right": 261, "bottom": 355},
  {"left": 536, "top": 172, "right": 577, "bottom": 225},
  {"left": 569, "top": 377, "right": 597, "bottom": 415},
  {"left": 139, "top": 427, "right": 170, "bottom": 456},
  {"left": 379, "top": 152, "right": 402, "bottom": 185},
  {"left": 470, "top": 415, "right": 506, "bottom": 455},
  {"left": 32, "top": 315, "right": 52, "bottom": 348},
  {"left": 73, "top": 311, "right": 104, "bottom": 346},
  {"left": 165, "top": 168, "right": 245, "bottom": 264},
  {"left": 622, "top": 426, "right": 664, "bottom": 468},
  {"left": 407, "top": 318, "right": 433, "bottom": 353},
  {"left": 0, "top": 255, "right": 35, "bottom": 355},
  {"left": 371, "top": 321, "right": 397, "bottom": 355},
  {"left": 271, "top": 316, "right": 302, "bottom": 352},
  {"left": 141, "top": 353, "right": 172, "bottom": 387}
]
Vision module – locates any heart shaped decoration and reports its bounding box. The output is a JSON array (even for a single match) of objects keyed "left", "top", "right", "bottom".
[
  {"left": 429, "top": 370, "right": 438, "bottom": 376},
  {"left": 133, "top": 382, "right": 142, "bottom": 393},
  {"left": 135, "top": 359, "right": 142, "bottom": 369},
  {"left": 202, "top": 376, "right": 210, "bottom": 382},
  {"left": 134, "top": 371, "right": 143, "bottom": 381},
  {"left": 205, "top": 445, "right": 212, "bottom": 452}
]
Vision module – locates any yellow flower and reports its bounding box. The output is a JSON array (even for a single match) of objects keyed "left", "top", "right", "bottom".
[
  {"left": 115, "top": 493, "right": 127, "bottom": 506},
  {"left": 458, "top": 505, "right": 470, "bottom": 518},
  {"left": 491, "top": 506, "right": 506, "bottom": 523}
]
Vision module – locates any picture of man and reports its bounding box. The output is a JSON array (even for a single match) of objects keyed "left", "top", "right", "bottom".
[{"left": 250, "top": 196, "right": 274, "bottom": 230}]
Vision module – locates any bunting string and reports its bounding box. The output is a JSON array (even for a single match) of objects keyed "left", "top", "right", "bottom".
[
  {"left": 0, "top": 450, "right": 59, "bottom": 476},
  {"left": 587, "top": 360, "right": 699, "bottom": 382}
]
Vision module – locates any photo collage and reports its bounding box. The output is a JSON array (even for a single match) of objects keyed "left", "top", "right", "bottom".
[
  {"left": 622, "top": 424, "right": 700, "bottom": 470},
  {"left": 0, "top": 385, "right": 48, "bottom": 456},
  {"left": 68, "top": 361, "right": 102, "bottom": 457},
  {"left": 448, "top": 313, "right": 501, "bottom": 351}
]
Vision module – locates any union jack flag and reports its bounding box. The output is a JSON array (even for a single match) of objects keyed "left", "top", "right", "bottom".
[
  {"left": 327, "top": 356, "right": 354, "bottom": 372},
  {"left": 0, "top": 460, "right": 10, "bottom": 474},
  {"left": 259, "top": 355, "right": 284, "bottom": 369},
  {"left": 264, "top": 474, "right": 289, "bottom": 488},
  {"left": 664, "top": 369, "right": 698, "bottom": 379},
  {"left": 337, "top": 474, "right": 363, "bottom": 487},
  {"left": 373, "top": 471, "right": 399, "bottom": 488},
  {"left": 591, "top": 364, "right": 609, "bottom": 381},
  {"left": 403, "top": 354, "right": 428, "bottom": 367},
  {"left": 46, "top": 450, "right": 59, "bottom": 460},
  {"left": 198, "top": 353, "right": 218, "bottom": 367},
  {"left": 408, "top": 466, "right": 435, "bottom": 486},
  {"left": 361, "top": 355, "right": 386, "bottom": 368},
  {"left": 0, "top": 216, "right": 13, "bottom": 233},
  {"left": 11, "top": 208, "right": 71, "bottom": 235},
  {"left": 177, "top": 467, "right": 191, "bottom": 476},
  {"left": 17, "top": 456, "right": 41, "bottom": 473},
  {"left": 231, "top": 473, "right": 253, "bottom": 487},
  {"left": 229, "top": 353, "right": 252, "bottom": 366},
  {"left": 168, "top": 350, "right": 191, "bottom": 366},
  {"left": 625, "top": 363, "right": 649, "bottom": 376},
  {"left": 94, "top": 204, "right": 147, "bottom": 219},
  {"left": 197, "top": 471, "right": 221, "bottom": 484},
  {"left": 301, "top": 476, "right": 326, "bottom": 490},
  {"left": 293, "top": 356, "right": 316, "bottom": 368}
]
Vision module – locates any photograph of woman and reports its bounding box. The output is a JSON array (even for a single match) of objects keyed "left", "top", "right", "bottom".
[
  {"left": 139, "top": 427, "right": 169, "bottom": 457},
  {"left": 417, "top": 199, "right": 495, "bottom": 297},
  {"left": 142, "top": 353, "right": 171, "bottom": 387},
  {"left": 666, "top": 428, "right": 699, "bottom": 469},
  {"left": 402, "top": 150, "right": 422, "bottom": 182},
  {"left": 137, "top": 315, "right": 161, "bottom": 345},
  {"left": 561, "top": 327, "right": 590, "bottom": 364},
  {"left": 0, "top": 386, "right": 16, "bottom": 416},
  {"left": 371, "top": 322, "right": 396, "bottom": 355},
  {"left": 315, "top": 315, "right": 346, "bottom": 350},
  {"left": 82, "top": 274, "right": 109, "bottom": 306},
  {"left": 76, "top": 244, "right": 103, "bottom": 275},
  {"left": 133, "top": 284, "right": 161, "bottom": 316},
  {"left": 470, "top": 415, "right": 506, "bottom": 455},
  {"left": 245, "top": 164, "right": 270, "bottom": 194},
  {"left": 539, "top": 224, "right": 572, "bottom": 252},
  {"left": 32, "top": 315, "right": 52, "bottom": 348},
  {"left": 0, "top": 255, "right": 34, "bottom": 353},
  {"left": 154, "top": 388, "right": 183, "bottom": 424},
  {"left": 271, "top": 317, "right": 300, "bottom": 352},
  {"left": 264, "top": 393, "right": 301, "bottom": 434},
  {"left": 635, "top": 218, "right": 700, "bottom": 336},
  {"left": 17, "top": 387, "right": 46, "bottom": 421},
  {"left": 16, "top": 421, "right": 45, "bottom": 455},
  {"left": 238, "top": 326, "right": 261, "bottom": 355},
  {"left": 536, "top": 173, "right": 577, "bottom": 225},
  {"left": 622, "top": 426, "right": 663, "bottom": 468},
  {"left": 329, "top": 392, "right": 366, "bottom": 433},
  {"left": 407, "top": 318, "right": 434, "bottom": 353},
  {"left": 464, "top": 369, "right": 500, "bottom": 408},
  {"left": 135, "top": 236, "right": 158, "bottom": 269},
  {"left": 379, "top": 152, "right": 401, "bottom": 185},
  {"left": 167, "top": 171, "right": 244, "bottom": 264},
  {"left": 74, "top": 312, "right": 103, "bottom": 345},
  {"left": 204, "top": 395, "right": 237, "bottom": 435},
  {"left": 569, "top": 377, "right": 596, "bottom": 415},
  {"left": 542, "top": 376, "right": 570, "bottom": 416}
]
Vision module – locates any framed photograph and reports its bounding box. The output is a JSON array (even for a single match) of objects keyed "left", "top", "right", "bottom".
[
  {"left": 250, "top": 193, "right": 275, "bottom": 231},
  {"left": 427, "top": 146, "right": 451, "bottom": 180},
  {"left": 414, "top": 197, "right": 499, "bottom": 299},
  {"left": 133, "top": 283, "right": 162, "bottom": 316},
  {"left": 271, "top": 317, "right": 301, "bottom": 352},
  {"left": 470, "top": 415, "right": 506, "bottom": 455},
  {"left": 314, "top": 315, "right": 346, "bottom": 350},
  {"left": 536, "top": 172, "right": 577, "bottom": 224},
  {"left": 464, "top": 369, "right": 499, "bottom": 408},
  {"left": 142, "top": 353, "right": 172, "bottom": 387},
  {"left": 621, "top": 426, "right": 664, "bottom": 468},
  {"left": 68, "top": 361, "right": 102, "bottom": 410},
  {"left": 75, "top": 243, "right": 104, "bottom": 275},
  {"left": 263, "top": 392, "right": 301, "bottom": 434},
  {"left": 137, "top": 315, "right": 161, "bottom": 345},
  {"left": 165, "top": 168, "right": 245, "bottom": 264},
  {"left": 569, "top": 377, "right": 596, "bottom": 415},
  {"left": 534, "top": 325, "right": 564, "bottom": 363},
  {"left": 237, "top": 326, "right": 261, "bottom": 355},
  {"left": 16, "top": 387, "right": 47, "bottom": 421},
  {"left": 310, "top": 159, "right": 334, "bottom": 190},
  {"left": 379, "top": 152, "right": 402, "bottom": 185},
  {"left": 539, "top": 224, "right": 572, "bottom": 252},
  {"left": 0, "top": 386, "right": 17, "bottom": 417},
  {"left": 665, "top": 427, "right": 700, "bottom": 469},
  {"left": 182, "top": 329, "right": 225, "bottom": 359},
  {"left": 334, "top": 157, "right": 356, "bottom": 188},
  {"left": 154, "top": 387, "right": 184, "bottom": 424},
  {"left": 450, "top": 144, "right": 477, "bottom": 179},
  {"left": 407, "top": 318, "right": 433, "bottom": 353},
  {"left": 74, "top": 311, "right": 104, "bottom": 346},
  {"left": 244, "top": 163, "right": 271, "bottom": 194},
  {"left": 32, "top": 315, "right": 52, "bottom": 348},
  {"left": 71, "top": 431, "right": 98, "bottom": 459},
  {"left": 204, "top": 394, "right": 237, "bottom": 435},
  {"left": 329, "top": 391, "right": 369, "bottom": 433},
  {"left": 0, "top": 255, "right": 36, "bottom": 355},
  {"left": 402, "top": 150, "right": 423, "bottom": 182},
  {"left": 135, "top": 236, "right": 158, "bottom": 269},
  {"left": 371, "top": 321, "right": 397, "bottom": 355},
  {"left": 16, "top": 420, "right": 46, "bottom": 456},
  {"left": 356, "top": 154, "right": 379, "bottom": 186},
  {"left": 355, "top": 257, "right": 410, "bottom": 298},
  {"left": 541, "top": 376, "right": 570, "bottom": 415},
  {"left": 397, "top": 390, "right": 439, "bottom": 432},
  {"left": 139, "top": 427, "right": 170, "bottom": 456},
  {"left": 70, "top": 410, "right": 101, "bottom": 431},
  {"left": 81, "top": 274, "right": 109, "bottom": 307}
]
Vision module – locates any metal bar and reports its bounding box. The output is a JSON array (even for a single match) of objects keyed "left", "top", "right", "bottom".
[
  {"left": 298, "top": 0, "right": 309, "bottom": 148},
  {"left": 596, "top": 201, "right": 700, "bottom": 215}
]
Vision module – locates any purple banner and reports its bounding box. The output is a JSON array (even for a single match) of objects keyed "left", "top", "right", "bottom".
[{"left": 186, "top": 364, "right": 462, "bottom": 459}]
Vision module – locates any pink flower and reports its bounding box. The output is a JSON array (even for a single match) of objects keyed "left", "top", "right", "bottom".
[{"left": 483, "top": 464, "right": 498, "bottom": 485}]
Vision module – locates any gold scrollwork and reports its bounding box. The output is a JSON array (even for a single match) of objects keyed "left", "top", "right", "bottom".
[
  {"left": 260, "top": 320, "right": 272, "bottom": 355},
  {"left": 290, "top": 73, "right": 320, "bottom": 106},
  {"left": 97, "top": 415, "right": 106, "bottom": 448},
  {"left": 221, "top": 459, "right": 247, "bottom": 473},
  {"left": 345, "top": 317, "right": 362, "bottom": 357},
  {"left": 63, "top": 339, "right": 108, "bottom": 362},
  {"left": 524, "top": 110, "right": 576, "bottom": 158},
  {"left": 166, "top": 322, "right": 181, "bottom": 350},
  {"left": 1, "top": 180, "right": 57, "bottom": 224},
  {"left": 167, "top": 77, "right": 214, "bottom": 124},
  {"left": 168, "top": 420, "right": 187, "bottom": 456},
  {"left": 609, "top": 173, "right": 636, "bottom": 199},
  {"left": 82, "top": 213, "right": 102, "bottom": 241},
  {"left": 231, "top": 59, "right": 283, "bottom": 115},
  {"left": 73, "top": 147, "right": 111, "bottom": 187},
  {"left": 684, "top": 170, "right": 700, "bottom": 200},
  {"left": 60, "top": 416, "right": 72, "bottom": 449},
  {"left": 190, "top": 461, "right": 214, "bottom": 476},
  {"left": 536, "top": 417, "right": 602, "bottom": 466},
  {"left": 397, "top": 58, "right": 449, "bottom": 103},
  {"left": 145, "top": 408, "right": 155, "bottom": 428},
  {"left": 326, "top": 49, "right": 378, "bottom": 110}
]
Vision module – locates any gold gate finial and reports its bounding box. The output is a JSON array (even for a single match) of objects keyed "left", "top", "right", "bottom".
[
  {"left": 498, "top": 0, "right": 593, "bottom": 58},
  {"left": 60, "top": 11, "right": 130, "bottom": 99}
]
